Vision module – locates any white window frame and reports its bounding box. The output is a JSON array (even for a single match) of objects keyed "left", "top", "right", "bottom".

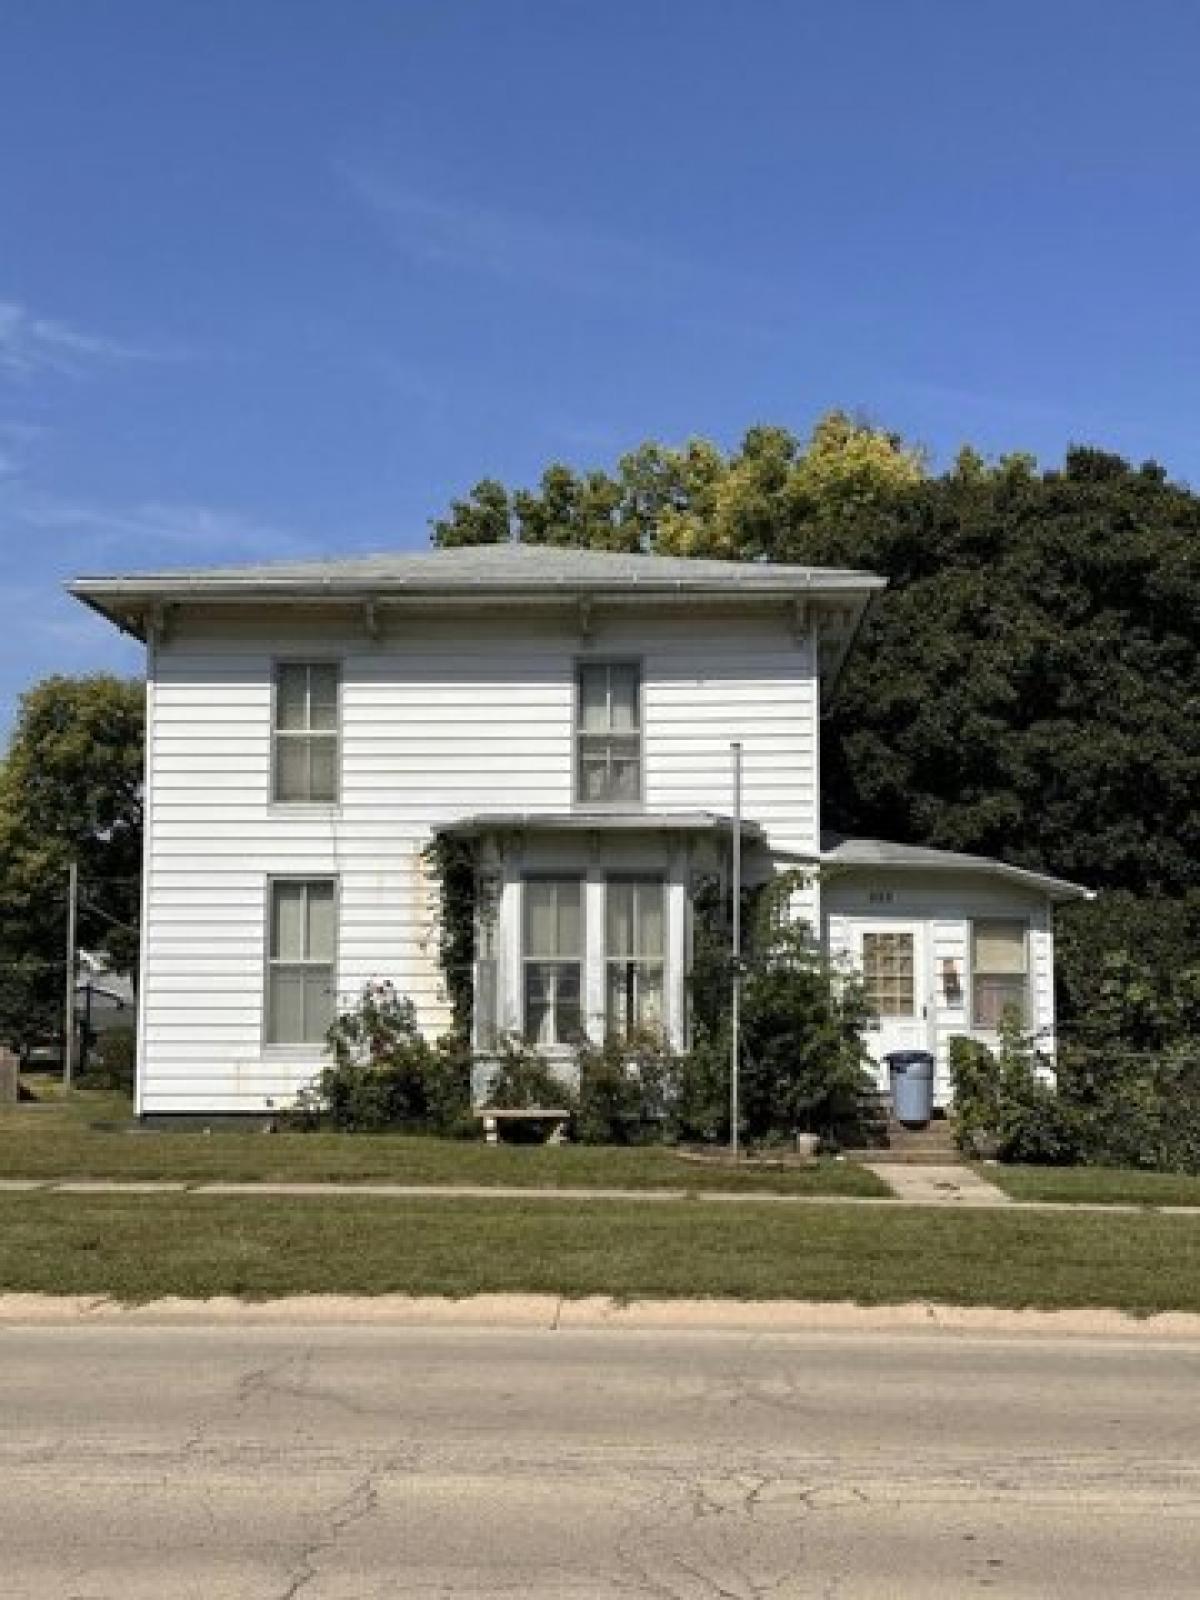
[
  {"left": 969, "top": 919, "right": 1030, "bottom": 1033},
  {"left": 604, "top": 876, "right": 667, "bottom": 1041},
  {"left": 574, "top": 659, "right": 643, "bottom": 809},
  {"left": 271, "top": 660, "right": 341, "bottom": 806},
  {"left": 264, "top": 876, "right": 339, "bottom": 1048},
  {"left": 522, "top": 877, "right": 585, "bottom": 1049},
  {"left": 861, "top": 927, "right": 918, "bottom": 1020}
]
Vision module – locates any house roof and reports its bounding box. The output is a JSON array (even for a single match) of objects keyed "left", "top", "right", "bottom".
[
  {"left": 69, "top": 541, "right": 887, "bottom": 693},
  {"left": 69, "top": 540, "right": 885, "bottom": 601},
  {"left": 817, "top": 833, "right": 1093, "bottom": 901},
  {"left": 438, "top": 809, "right": 767, "bottom": 842}
]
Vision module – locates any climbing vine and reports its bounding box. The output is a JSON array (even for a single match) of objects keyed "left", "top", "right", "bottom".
[{"left": 421, "top": 831, "right": 480, "bottom": 1038}]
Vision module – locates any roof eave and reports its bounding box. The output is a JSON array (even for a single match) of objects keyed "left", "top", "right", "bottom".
[{"left": 814, "top": 853, "right": 1094, "bottom": 902}]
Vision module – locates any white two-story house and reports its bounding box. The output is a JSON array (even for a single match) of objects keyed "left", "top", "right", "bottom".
[{"left": 71, "top": 542, "right": 1089, "bottom": 1118}]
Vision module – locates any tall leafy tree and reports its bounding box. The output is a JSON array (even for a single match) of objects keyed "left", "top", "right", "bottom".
[
  {"left": 431, "top": 417, "right": 1200, "bottom": 906},
  {"left": 0, "top": 675, "right": 144, "bottom": 1052}
]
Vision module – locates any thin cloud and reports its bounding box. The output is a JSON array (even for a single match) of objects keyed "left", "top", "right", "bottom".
[
  {"left": 0, "top": 299, "right": 172, "bottom": 379},
  {"left": 2, "top": 488, "right": 318, "bottom": 569},
  {"left": 336, "top": 164, "right": 774, "bottom": 342}
]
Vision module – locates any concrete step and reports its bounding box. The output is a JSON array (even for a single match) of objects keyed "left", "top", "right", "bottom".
[{"left": 844, "top": 1115, "right": 961, "bottom": 1164}]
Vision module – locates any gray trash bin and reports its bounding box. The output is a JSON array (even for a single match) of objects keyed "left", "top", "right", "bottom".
[{"left": 887, "top": 1050, "right": 935, "bottom": 1128}]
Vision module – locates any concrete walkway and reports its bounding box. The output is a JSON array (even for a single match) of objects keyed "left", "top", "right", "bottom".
[
  {"left": 860, "top": 1162, "right": 1014, "bottom": 1205},
  {"left": 4, "top": 1170, "right": 1200, "bottom": 1213}
]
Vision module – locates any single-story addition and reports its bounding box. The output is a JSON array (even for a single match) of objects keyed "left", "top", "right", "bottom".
[{"left": 69, "top": 541, "right": 1091, "bottom": 1118}]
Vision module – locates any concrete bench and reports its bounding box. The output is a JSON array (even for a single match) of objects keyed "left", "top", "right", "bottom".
[{"left": 474, "top": 1107, "right": 572, "bottom": 1146}]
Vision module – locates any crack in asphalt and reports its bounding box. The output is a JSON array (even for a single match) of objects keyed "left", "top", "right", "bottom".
[{"left": 273, "top": 1468, "right": 384, "bottom": 1600}]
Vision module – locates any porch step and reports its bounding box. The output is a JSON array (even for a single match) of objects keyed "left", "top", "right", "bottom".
[{"left": 844, "top": 1115, "right": 961, "bottom": 1165}]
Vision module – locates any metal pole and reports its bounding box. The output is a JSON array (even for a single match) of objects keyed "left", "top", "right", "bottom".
[
  {"left": 63, "top": 860, "right": 77, "bottom": 1093},
  {"left": 730, "top": 742, "right": 742, "bottom": 1160}
]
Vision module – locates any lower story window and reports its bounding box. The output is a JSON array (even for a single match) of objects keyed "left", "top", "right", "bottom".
[
  {"left": 862, "top": 930, "right": 915, "bottom": 1017},
  {"left": 606, "top": 878, "right": 665, "bottom": 1039},
  {"left": 267, "top": 878, "right": 336, "bottom": 1044},
  {"left": 972, "top": 920, "right": 1029, "bottom": 1029},
  {"left": 524, "top": 878, "right": 583, "bottom": 1046}
]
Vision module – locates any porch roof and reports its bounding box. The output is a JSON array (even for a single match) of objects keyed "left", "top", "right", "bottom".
[
  {"left": 816, "top": 833, "right": 1093, "bottom": 902},
  {"left": 438, "top": 809, "right": 767, "bottom": 842}
]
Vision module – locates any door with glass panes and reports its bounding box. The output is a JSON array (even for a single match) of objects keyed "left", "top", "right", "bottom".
[{"left": 854, "top": 922, "right": 931, "bottom": 1071}]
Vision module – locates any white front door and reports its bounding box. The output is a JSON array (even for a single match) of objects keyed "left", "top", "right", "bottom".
[{"left": 855, "top": 922, "right": 932, "bottom": 1078}]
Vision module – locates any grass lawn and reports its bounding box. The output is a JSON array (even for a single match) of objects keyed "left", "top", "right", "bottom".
[
  {"left": 2, "top": 1193, "right": 1200, "bottom": 1311},
  {"left": 988, "top": 1164, "right": 1200, "bottom": 1208},
  {"left": 0, "top": 1089, "right": 885, "bottom": 1197}
]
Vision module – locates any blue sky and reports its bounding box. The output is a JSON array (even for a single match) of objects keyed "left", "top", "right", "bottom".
[{"left": 2, "top": 0, "right": 1199, "bottom": 730}]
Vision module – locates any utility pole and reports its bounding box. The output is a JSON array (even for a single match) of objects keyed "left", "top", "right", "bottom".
[
  {"left": 63, "top": 860, "right": 77, "bottom": 1093},
  {"left": 730, "top": 742, "right": 742, "bottom": 1161}
]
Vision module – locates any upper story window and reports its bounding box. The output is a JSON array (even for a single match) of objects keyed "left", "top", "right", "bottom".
[
  {"left": 273, "top": 663, "right": 339, "bottom": 804},
  {"left": 266, "top": 878, "right": 336, "bottom": 1045},
  {"left": 972, "top": 920, "right": 1029, "bottom": 1030},
  {"left": 577, "top": 661, "right": 641, "bottom": 806}
]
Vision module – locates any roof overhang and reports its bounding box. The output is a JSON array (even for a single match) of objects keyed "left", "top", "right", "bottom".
[
  {"left": 67, "top": 559, "right": 886, "bottom": 694},
  {"left": 804, "top": 835, "right": 1094, "bottom": 902},
  {"left": 437, "top": 810, "right": 767, "bottom": 843}
]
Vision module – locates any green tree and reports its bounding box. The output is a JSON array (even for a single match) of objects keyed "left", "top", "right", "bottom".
[
  {"left": 0, "top": 675, "right": 144, "bottom": 1053},
  {"left": 432, "top": 411, "right": 924, "bottom": 558},
  {"left": 433, "top": 425, "right": 1200, "bottom": 902},
  {"left": 431, "top": 419, "right": 1200, "bottom": 1047}
]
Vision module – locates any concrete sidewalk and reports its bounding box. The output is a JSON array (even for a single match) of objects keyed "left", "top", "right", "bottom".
[
  {"left": 3, "top": 1170, "right": 1200, "bottom": 1214},
  {"left": 859, "top": 1162, "right": 1014, "bottom": 1205},
  {"left": 4, "top": 1290, "right": 1200, "bottom": 1338}
]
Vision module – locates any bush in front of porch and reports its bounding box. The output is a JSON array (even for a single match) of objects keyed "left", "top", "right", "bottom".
[{"left": 950, "top": 1022, "right": 1200, "bottom": 1174}]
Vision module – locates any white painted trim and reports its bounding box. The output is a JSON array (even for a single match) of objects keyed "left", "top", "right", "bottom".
[{"left": 133, "top": 632, "right": 155, "bottom": 1117}]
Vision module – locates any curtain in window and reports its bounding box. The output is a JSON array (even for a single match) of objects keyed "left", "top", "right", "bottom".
[{"left": 606, "top": 879, "right": 665, "bottom": 1039}]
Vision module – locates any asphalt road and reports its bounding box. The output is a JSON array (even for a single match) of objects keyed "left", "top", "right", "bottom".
[{"left": 3, "top": 1320, "right": 1199, "bottom": 1598}]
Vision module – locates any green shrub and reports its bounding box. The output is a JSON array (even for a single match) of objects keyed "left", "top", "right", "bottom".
[
  {"left": 686, "top": 871, "right": 876, "bottom": 1146},
  {"left": 77, "top": 1025, "right": 137, "bottom": 1094},
  {"left": 295, "top": 981, "right": 470, "bottom": 1134},
  {"left": 672, "top": 1033, "right": 730, "bottom": 1143},
  {"left": 481, "top": 1036, "right": 573, "bottom": 1109},
  {"left": 1055, "top": 1046, "right": 1200, "bottom": 1173},
  {"left": 481, "top": 1036, "right": 575, "bottom": 1142},
  {"left": 575, "top": 1030, "right": 678, "bottom": 1145},
  {"left": 950, "top": 1021, "right": 1080, "bottom": 1165},
  {"left": 951, "top": 1019, "right": 1200, "bottom": 1173}
]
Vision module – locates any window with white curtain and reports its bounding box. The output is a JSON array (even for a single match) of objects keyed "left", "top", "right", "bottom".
[
  {"left": 273, "top": 662, "right": 339, "bottom": 803},
  {"left": 577, "top": 661, "right": 641, "bottom": 805},
  {"left": 606, "top": 878, "right": 665, "bottom": 1040},
  {"left": 266, "top": 879, "right": 336, "bottom": 1044},
  {"left": 523, "top": 879, "right": 584, "bottom": 1046},
  {"left": 971, "top": 920, "right": 1029, "bottom": 1029}
]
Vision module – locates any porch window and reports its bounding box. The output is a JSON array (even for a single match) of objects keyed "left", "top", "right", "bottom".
[
  {"left": 577, "top": 662, "right": 641, "bottom": 805},
  {"left": 273, "top": 662, "right": 339, "bottom": 803},
  {"left": 523, "top": 879, "right": 584, "bottom": 1046},
  {"left": 606, "top": 878, "right": 665, "bottom": 1039},
  {"left": 266, "top": 879, "right": 336, "bottom": 1045},
  {"left": 862, "top": 931, "right": 915, "bottom": 1017},
  {"left": 972, "top": 921, "right": 1029, "bottom": 1030}
]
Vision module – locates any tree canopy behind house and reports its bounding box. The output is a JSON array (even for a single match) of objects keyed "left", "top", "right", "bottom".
[{"left": 434, "top": 413, "right": 1200, "bottom": 901}]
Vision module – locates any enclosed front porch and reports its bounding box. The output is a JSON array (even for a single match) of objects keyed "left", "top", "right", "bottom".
[{"left": 435, "top": 810, "right": 769, "bottom": 1104}]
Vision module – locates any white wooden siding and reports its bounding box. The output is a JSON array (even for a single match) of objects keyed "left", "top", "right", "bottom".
[
  {"left": 823, "top": 872, "right": 1059, "bottom": 1107},
  {"left": 140, "top": 610, "right": 818, "bottom": 1112}
]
